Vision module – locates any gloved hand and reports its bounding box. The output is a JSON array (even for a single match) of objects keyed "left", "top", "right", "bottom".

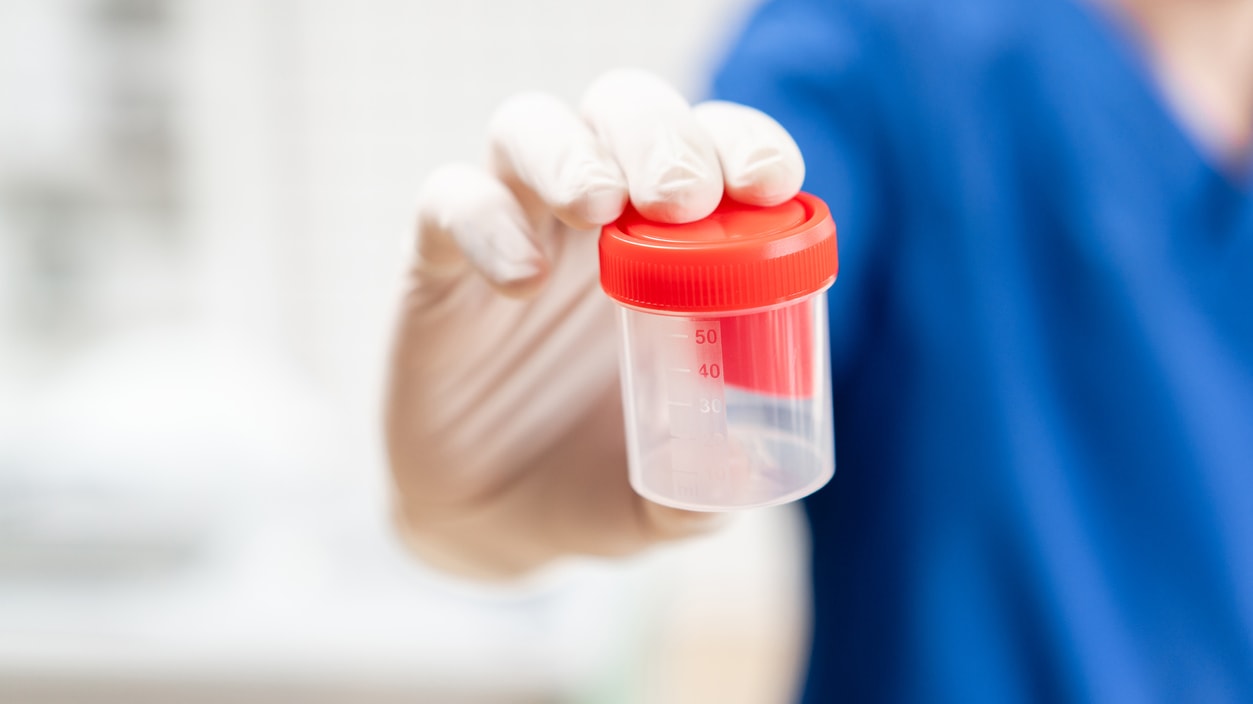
[{"left": 387, "top": 69, "right": 805, "bottom": 579}]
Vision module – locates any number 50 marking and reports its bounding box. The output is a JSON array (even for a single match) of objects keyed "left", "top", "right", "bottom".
[{"left": 694, "top": 329, "right": 718, "bottom": 344}]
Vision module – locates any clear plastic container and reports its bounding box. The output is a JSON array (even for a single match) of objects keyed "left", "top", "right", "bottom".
[{"left": 600, "top": 194, "right": 839, "bottom": 511}]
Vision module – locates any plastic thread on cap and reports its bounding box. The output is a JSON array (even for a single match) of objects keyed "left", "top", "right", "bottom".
[{"left": 598, "top": 192, "right": 838, "bottom": 313}]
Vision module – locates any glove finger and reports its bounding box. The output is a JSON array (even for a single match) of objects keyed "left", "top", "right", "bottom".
[
  {"left": 691, "top": 101, "right": 805, "bottom": 206},
  {"left": 414, "top": 162, "right": 548, "bottom": 297},
  {"left": 487, "top": 92, "right": 629, "bottom": 232},
  {"left": 579, "top": 69, "right": 723, "bottom": 223}
]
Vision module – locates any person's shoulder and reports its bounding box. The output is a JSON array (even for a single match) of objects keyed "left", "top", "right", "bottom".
[{"left": 737, "top": 0, "right": 1038, "bottom": 69}]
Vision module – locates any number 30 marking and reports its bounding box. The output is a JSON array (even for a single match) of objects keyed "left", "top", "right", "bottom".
[{"left": 700, "top": 398, "right": 722, "bottom": 413}]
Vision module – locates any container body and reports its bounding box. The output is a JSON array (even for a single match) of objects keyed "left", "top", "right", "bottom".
[{"left": 615, "top": 291, "right": 834, "bottom": 511}]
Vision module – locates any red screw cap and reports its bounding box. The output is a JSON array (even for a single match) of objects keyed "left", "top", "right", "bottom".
[{"left": 598, "top": 192, "right": 838, "bottom": 313}]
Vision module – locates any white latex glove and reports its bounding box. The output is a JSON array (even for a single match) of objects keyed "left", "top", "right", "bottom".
[{"left": 387, "top": 69, "right": 805, "bottom": 579}]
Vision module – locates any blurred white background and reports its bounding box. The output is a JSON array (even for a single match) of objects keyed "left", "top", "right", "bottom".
[{"left": 0, "top": 1, "right": 809, "bottom": 702}]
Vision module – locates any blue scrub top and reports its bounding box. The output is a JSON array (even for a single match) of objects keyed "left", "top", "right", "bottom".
[{"left": 712, "top": 0, "right": 1253, "bottom": 701}]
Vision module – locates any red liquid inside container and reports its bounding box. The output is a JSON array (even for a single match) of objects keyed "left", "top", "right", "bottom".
[{"left": 717, "top": 299, "right": 816, "bottom": 398}]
